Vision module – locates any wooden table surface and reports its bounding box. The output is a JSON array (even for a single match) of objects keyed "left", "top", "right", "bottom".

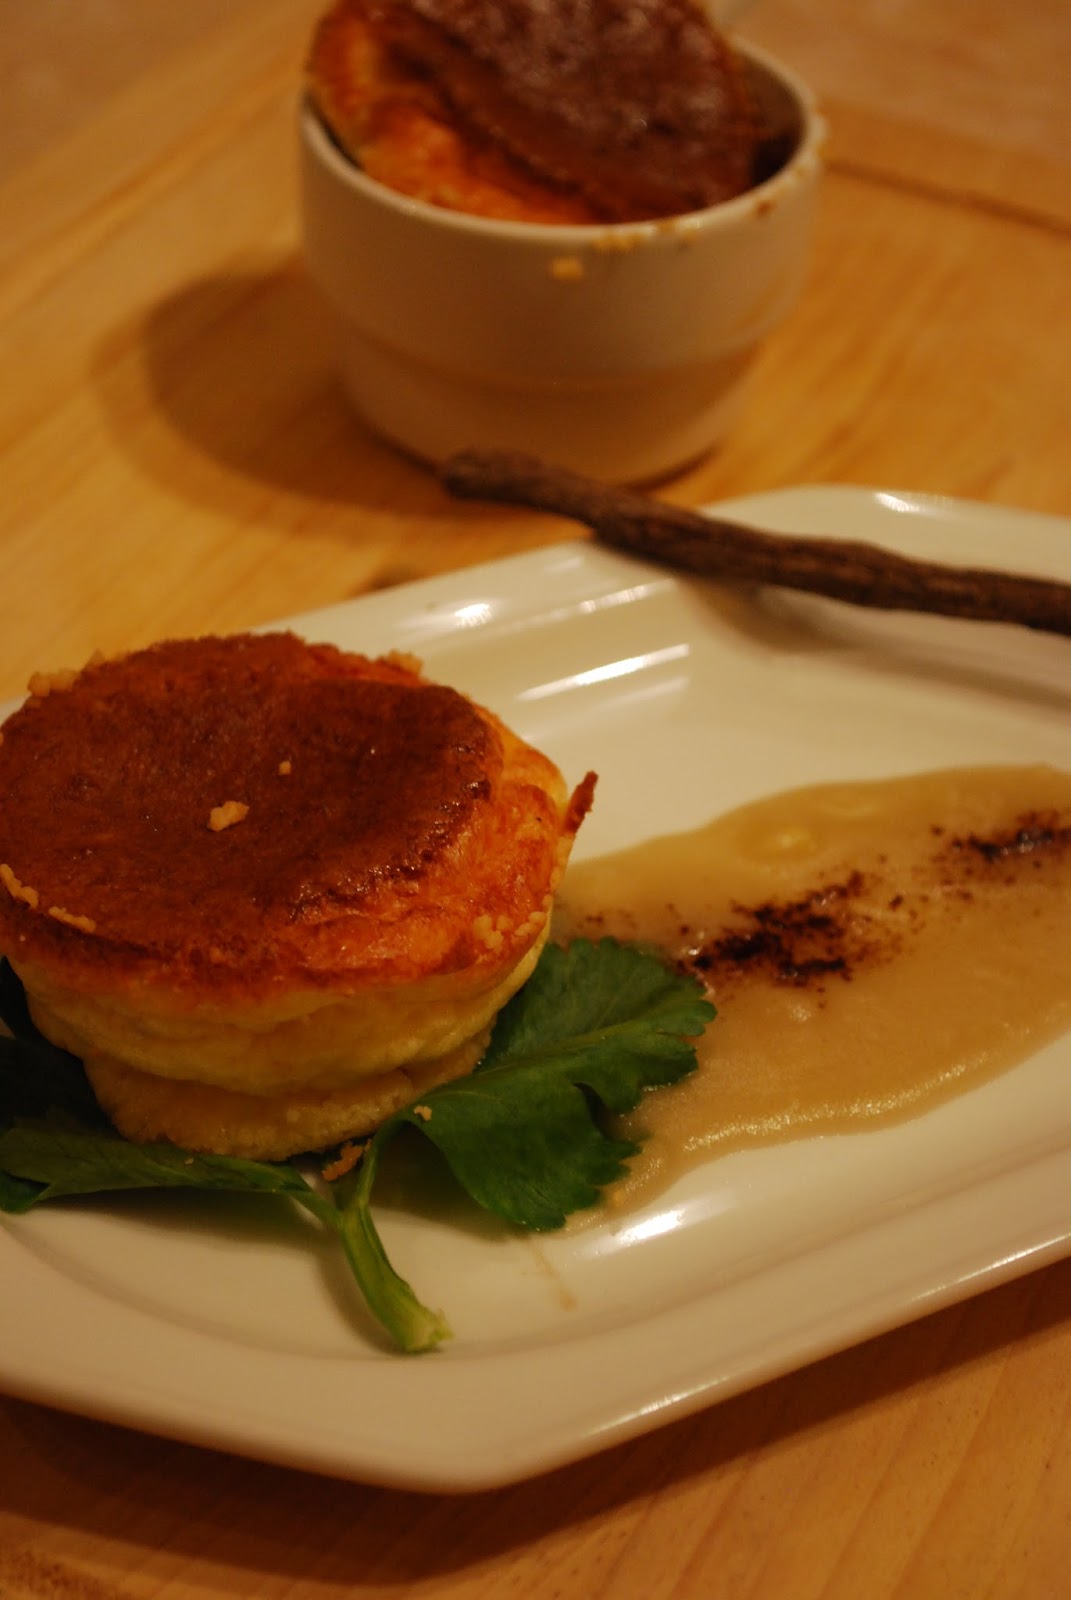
[{"left": 2, "top": 2, "right": 1070, "bottom": 1595}]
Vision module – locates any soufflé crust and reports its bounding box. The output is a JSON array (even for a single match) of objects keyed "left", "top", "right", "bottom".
[
  {"left": 0, "top": 633, "right": 595, "bottom": 1157},
  {"left": 307, "top": 0, "right": 759, "bottom": 223}
]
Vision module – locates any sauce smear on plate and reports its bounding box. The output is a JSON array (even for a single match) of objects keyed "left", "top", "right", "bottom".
[{"left": 556, "top": 765, "right": 1071, "bottom": 1207}]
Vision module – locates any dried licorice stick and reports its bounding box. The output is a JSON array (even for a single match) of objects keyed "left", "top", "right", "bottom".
[{"left": 441, "top": 450, "right": 1071, "bottom": 638}]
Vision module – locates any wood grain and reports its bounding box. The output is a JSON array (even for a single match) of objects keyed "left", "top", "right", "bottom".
[{"left": 1, "top": 1, "right": 1071, "bottom": 1595}]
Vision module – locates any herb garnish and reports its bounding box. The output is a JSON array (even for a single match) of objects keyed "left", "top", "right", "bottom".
[{"left": 0, "top": 942, "right": 713, "bottom": 1352}]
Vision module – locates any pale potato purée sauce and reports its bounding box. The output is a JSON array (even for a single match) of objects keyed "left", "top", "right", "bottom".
[{"left": 554, "top": 766, "right": 1071, "bottom": 1209}]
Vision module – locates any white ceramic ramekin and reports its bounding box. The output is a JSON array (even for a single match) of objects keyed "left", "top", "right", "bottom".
[{"left": 300, "top": 42, "right": 824, "bottom": 483}]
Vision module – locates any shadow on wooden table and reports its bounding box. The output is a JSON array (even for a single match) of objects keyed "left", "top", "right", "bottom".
[
  {"left": 5, "top": 1257, "right": 1071, "bottom": 1592},
  {"left": 89, "top": 259, "right": 471, "bottom": 525}
]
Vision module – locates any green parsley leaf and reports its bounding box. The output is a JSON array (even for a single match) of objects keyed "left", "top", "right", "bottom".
[
  {"left": 0, "top": 1118, "right": 325, "bottom": 1205},
  {"left": 330, "top": 1154, "right": 452, "bottom": 1354},
  {"left": 0, "top": 967, "right": 110, "bottom": 1209},
  {"left": 376, "top": 938, "right": 715, "bottom": 1231},
  {"left": 329, "top": 939, "right": 714, "bottom": 1349},
  {"left": 0, "top": 940, "right": 715, "bottom": 1354}
]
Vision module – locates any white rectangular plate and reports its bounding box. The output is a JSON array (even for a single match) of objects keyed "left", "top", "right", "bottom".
[{"left": 2, "top": 486, "right": 1070, "bottom": 1492}]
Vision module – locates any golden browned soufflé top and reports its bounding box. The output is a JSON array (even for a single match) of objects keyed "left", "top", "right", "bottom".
[
  {"left": 307, "top": 0, "right": 761, "bottom": 222},
  {"left": 0, "top": 633, "right": 581, "bottom": 1001}
]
